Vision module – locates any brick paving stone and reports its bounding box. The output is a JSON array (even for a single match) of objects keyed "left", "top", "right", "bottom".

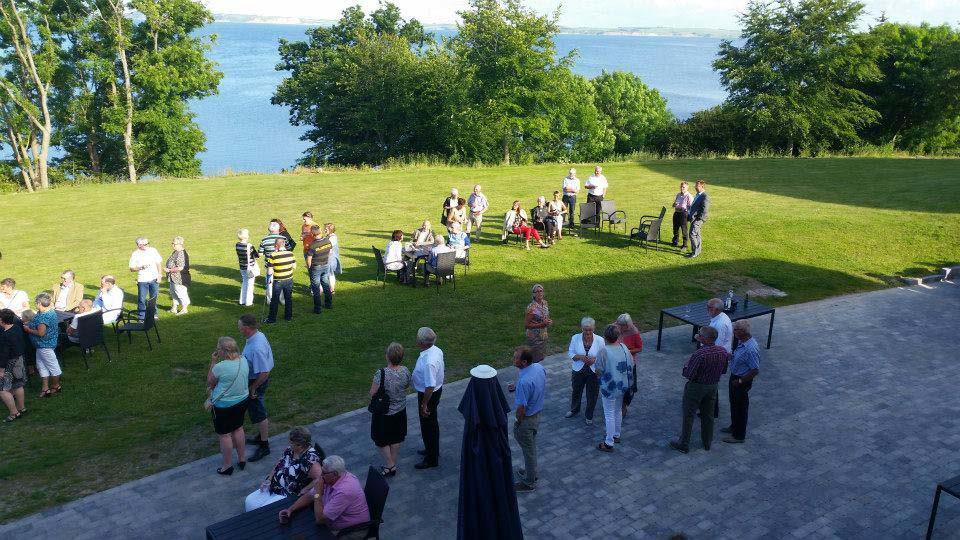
[{"left": 2, "top": 283, "right": 960, "bottom": 539}]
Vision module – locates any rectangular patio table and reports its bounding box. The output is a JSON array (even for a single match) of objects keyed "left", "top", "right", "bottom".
[
  {"left": 656, "top": 295, "right": 776, "bottom": 351},
  {"left": 205, "top": 495, "right": 335, "bottom": 540}
]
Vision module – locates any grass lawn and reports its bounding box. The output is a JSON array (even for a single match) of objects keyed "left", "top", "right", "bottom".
[{"left": 1, "top": 157, "right": 958, "bottom": 521}]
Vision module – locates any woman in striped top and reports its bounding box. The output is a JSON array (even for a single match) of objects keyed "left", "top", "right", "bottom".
[{"left": 236, "top": 228, "right": 260, "bottom": 306}]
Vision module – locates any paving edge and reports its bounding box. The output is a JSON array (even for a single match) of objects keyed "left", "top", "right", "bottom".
[{"left": 898, "top": 265, "right": 960, "bottom": 286}]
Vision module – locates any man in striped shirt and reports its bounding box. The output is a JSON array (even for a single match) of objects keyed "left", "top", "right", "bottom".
[
  {"left": 260, "top": 222, "right": 291, "bottom": 306},
  {"left": 669, "top": 326, "right": 730, "bottom": 454},
  {"left": 264, "top": 239, "right": 296, "bottom": 323}
]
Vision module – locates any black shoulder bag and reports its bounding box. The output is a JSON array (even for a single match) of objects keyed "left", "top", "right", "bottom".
[{"left": 368, "top": 368, "right": 390, "bottom": 415}]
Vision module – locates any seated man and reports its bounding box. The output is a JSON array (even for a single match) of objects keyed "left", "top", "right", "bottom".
[
  {"left": 411, "top": 220, "right": 436, "bottom": 252},
  {"left": 51, "top": 270, "right": 84, "bottom": 313},
  {"left": 279, "top": 455, "right": 370, "bottom": 534},
  {"left": 447, "top": 222, "right": 470, "bottom": 260},
  {"left": 66, "top": 299, "right": 99, "bottom": 344},
  {"left": 0, "top": 278, "right": 29, "bottom": 318},
  {"left": 423, "top": 236, "right": 454, "bottom": 285},
  {"left": 92, "top": 275, "right": 124, "bottom": 325}
]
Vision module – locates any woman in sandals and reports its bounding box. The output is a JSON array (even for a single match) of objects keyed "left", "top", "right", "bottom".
[
  {"left": 0, "top": 309, "right": 27, "bottom": 422},
  {"left": 369, "top": 342, "right": 411, "bottom": 477},
  {"left": 207, "top": 336, "right": 250, "bottom": 475},
  {"left": 595, "top": 324, "right": 634, "bottom": 453},
  {"left": 23, "top": 293, "right": 61, "bottom": 398}
]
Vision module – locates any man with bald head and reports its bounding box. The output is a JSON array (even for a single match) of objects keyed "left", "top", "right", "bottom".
[{"left": 670, "top": 325, "right": 730, "bottom": 454}]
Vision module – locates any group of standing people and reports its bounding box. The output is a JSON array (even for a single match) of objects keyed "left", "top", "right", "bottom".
[
  {"left": 234, "top": 213, "right": 342, "bottom": 323},
  {"left": 669, "top": 179, "right": 710, "bottom": 258}
]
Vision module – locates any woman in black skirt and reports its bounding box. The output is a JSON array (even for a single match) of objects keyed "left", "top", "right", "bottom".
[
  {"left": 207, "top": 336, "right": 250, "bottom": 475},
  {"left": 369, "top": 342, "right": 411, "bottom": 477}
]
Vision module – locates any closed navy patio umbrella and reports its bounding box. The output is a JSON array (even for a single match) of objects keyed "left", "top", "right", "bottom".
[{"left": 457, "top": 365, "right": 523, "bottom": 540}]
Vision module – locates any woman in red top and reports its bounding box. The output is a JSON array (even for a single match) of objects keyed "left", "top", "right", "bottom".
[{"left": 616, "top": 313, "right": 643, "bottom": 416}]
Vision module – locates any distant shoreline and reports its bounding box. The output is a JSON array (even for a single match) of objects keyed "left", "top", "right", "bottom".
[{"left": 211, "top": 14, "right": 738, "bottom": 39}]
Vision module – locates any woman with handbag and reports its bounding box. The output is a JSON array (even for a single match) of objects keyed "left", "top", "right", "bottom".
[
  {"left": 235, "top": 228, "right": 259, "bottom": 306},
  {"left": 165, "top": 236, "right": 190, "bottom": 315},
  {"left": 595, "top": 324, "right": 635, "bottom": 453},
  {"left": 368, "top": 342, "right": 411, "bottom": 477},
  {"left": 206, "top": 336, "right": 250, "bottom": 475}
]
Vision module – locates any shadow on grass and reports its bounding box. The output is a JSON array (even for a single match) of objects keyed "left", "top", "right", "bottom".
[
  {"left": 6, "top": 256, "right": 879, "bottom": 523},
  {"left": 865, "top": 259, "right": 960, "bottom": 285},
  {"left": 641, "top": 158, "right": 960, "bottom": 212}
]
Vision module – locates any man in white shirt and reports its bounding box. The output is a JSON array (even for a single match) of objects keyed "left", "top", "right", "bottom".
[
  {"left": 584, "top": 165, "right": 608, "bottom": 220},
  {"left": 706, "top": 298, "right": 734, "bottom": 353},
  {"left": 93, "top": 275, "right": 125, "bottom": 324},
  {"left": 0, "top": 278, "right": 29, "bottom": 318},
  {"left": 564, "top": 317, "right": 603, "bottom": 425},
  {"left": 466, "top": 184, "right": 488, "bottom": 235},
  {"left": 412, "top": 327, "right": 444, "bottom": 470},
  {"left": 561, "top": 168, "right": 580, "bottom": 231},
  {"left": 128, "top": 236, "right": 163, "bottom": 320}
]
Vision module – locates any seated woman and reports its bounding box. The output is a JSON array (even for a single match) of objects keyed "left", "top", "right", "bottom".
[
  {"left": 411, "top": 220, "right": 436, "bottom": 251},
  {"left": 546, "top": 190, "right": 567, "bottom": 242},
  {"left": 245, "top": 426, "right": 324, "bottom": 511},
  {"left": 502, "top": 200, "right": 549, "bottom": 250},
  {"left": 446, "top": 197, "right": 468, "bottom": 233},
  {"left": 447, "top": 222, "right": 470, "bottom": 260},
  {"left": 384, "top": 230, "right": 405, "bottom": 272},
  {"left": 279, "top": 455, "right": 370, "bottom": 533},
  {"left": 530, "top": 196, "right": 549, "bottom": 232}
]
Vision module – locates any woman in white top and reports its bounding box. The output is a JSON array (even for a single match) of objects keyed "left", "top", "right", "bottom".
[
  {"left": 545, "top": 191, "right": 566, "bottom": 242},
  {"left": 0, "top": 278, "right": 29, "bottom": 318},
  {"left": 384, "top": 230, "right": 405, "bottom": 272},
  {"left": 565, "top": 317, "right": 603, "bottom": 424},
  {"left": 324, "top": 223, "right": 341, "bottom": 294},
  {"left": 502, "top": 200, "right": 549, "bottom": 250}
]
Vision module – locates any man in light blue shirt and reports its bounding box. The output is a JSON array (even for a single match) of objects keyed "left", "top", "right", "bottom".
[
  {"left": 239, "top": 314, "right": 275, "bottom": 462},
  {"left": 513, "top": 346, "right": 546, "bottom": 492},
  {"left": 723, "top": 319, "right": 761, "bottom": 444}
]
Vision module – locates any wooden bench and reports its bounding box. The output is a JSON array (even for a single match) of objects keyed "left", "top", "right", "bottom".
[{"left": 926, "top": 474, "right": 960, "bottom": 539}]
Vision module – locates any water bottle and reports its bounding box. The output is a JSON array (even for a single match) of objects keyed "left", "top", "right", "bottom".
[
  {"left": 744, "top": 292, "right": 749, "bottom": 308},
  {"left": 725, "top": 290, "right": 733, "bottom": 310}
]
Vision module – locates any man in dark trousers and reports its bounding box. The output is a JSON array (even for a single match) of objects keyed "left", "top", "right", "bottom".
[
  {"left": 723, "top": 320, "right": 761, "bottom": 443},
  {"left": 686, "top": 180, "right": 710, "bottom": 258},
  {"left": 669, "top": 326, "right": 729, "bottom": 454},
  {"left": 412, "top": 327, "right": 444, "bottom": 470},
  {"left": 264, "top": 238, "right": 296, "bottom": 323}
]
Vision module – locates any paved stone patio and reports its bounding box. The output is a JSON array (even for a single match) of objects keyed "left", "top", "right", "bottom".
[{"left": 3, "top": 282, "right": 959, "bottom": 539}]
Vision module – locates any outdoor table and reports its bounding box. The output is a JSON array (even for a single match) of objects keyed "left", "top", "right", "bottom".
[
  {"left": 402, "top": 245, "right": 429, "bottom": 285},
  {"left": 205, "top": 495, "right": 335, "bottom": 540},
  {"left": 656, "top": 295, "right": 775, "bottom": 351}
]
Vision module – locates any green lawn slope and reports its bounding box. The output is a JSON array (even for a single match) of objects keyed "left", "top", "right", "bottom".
[{"left": 0, "top": 158, "right": 958, "bottom": 521}]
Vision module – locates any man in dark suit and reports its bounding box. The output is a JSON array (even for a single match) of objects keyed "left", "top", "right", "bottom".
[{"left": 686, "top": 180, "right": 710, "bottom": 258}]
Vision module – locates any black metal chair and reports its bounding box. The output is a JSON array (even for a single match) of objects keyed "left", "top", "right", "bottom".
[
  {"left": 66, "top": 310, "right": 112, "bottom": 367},
  {"left": 600, "top": 200, "right": 628, "bottom": 234},
  {"left": 630, "top": 206, "right": 667, "bottom": 250},
  {"left": 114, "top": 295, "right": 161, "bottom": 352},
  {"left": 578, "top": 202, "right": 601, "bottom": 237},
  {"left": 927, "top": 473, "right": 960, "bottom": 539},
  {"left": 336, "top": 466, "right": 390, "bottom": 539},
  {"left": 372, "top": 246, "right": 403, "bottom": 287},
  {"left": 424, "top": 250, "right": 456, "bottom": 292}
]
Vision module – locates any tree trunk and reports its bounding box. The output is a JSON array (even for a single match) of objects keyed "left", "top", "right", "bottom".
[
  {"left": 87, "top": 133, "right": 101, "bottom": 173},
  {"left": 116, "top": 19, "right": 137, "bottom": 183},
  {"left": 785, "top": 137, "right": 794, "bottom": 157},
  {"left": 501, "top": 134, "right": 510, "bottom": 165}
]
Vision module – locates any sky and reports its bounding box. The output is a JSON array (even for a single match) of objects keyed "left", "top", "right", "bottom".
[{"left": 200, "top": 0, "right": 960, "bottom": 29}]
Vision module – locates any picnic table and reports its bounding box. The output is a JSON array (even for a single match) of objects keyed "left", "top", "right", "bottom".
[
  {"left": 657, "top": 295, "right": 775, "bottom": 351},
  {"left": 205, "top": 495, "right": 335, "bottom": 540}
]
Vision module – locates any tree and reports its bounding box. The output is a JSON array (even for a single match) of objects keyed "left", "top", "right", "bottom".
[
  {"left": 95, "top": 0, "right": 137, "bottom": 182},
  {"left": 452, "top": 0, "right": 573, "bottom": 164},
  {"left": 592, "top": 70, "right": 672, "bottom": 154},
  {"left": 272, "top": 3, "right": 454, "bottom": 165},
  {"left": 0, "top": 0, "right": 60, "bottom": 190},
  {"left": 861, "top": 22, "right": 960, "bottom": 153},
  {"left": 714, "top": 0, "right": 881, "bottom": 155}
]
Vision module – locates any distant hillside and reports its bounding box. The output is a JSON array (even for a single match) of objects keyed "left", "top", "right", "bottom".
[{"left": 211, "top": 13, "right": 737, "bottom": 38}]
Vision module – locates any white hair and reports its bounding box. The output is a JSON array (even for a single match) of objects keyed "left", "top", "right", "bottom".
[
  {"left": 580, "top": 316, "right": 595, "bottom": 329},
  {"left": 733, "top": 319, "right": 752, "bottom": 334},
  {"left": 237, "top": 228, "right": 250, "bottom": 242},
  {"left": 268, "top": 222, "right": 281, "bottom": 234},
  {"left": 136, "top": 236, "right": 149, "bottom": 245},
  {"left": 35, "top": 292, "right": 52, "bottom": 307},
  {"left": 707, "top": 298, "right": 724, "bottom": 310},
  {"left": 417, "top": 327, "right": 437, "bottom": 346},
  {"left": 616, "top": 313, "right": 632, "bottom": 325},
  {"left": 61, "top": 270, "right": 75, "bottom": 279},
  {"left": 568, "top": 168, "right": 576, "bottom": 175},
  {"left": 322, "top": 455, "right": 346, "bottom": 475}
]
